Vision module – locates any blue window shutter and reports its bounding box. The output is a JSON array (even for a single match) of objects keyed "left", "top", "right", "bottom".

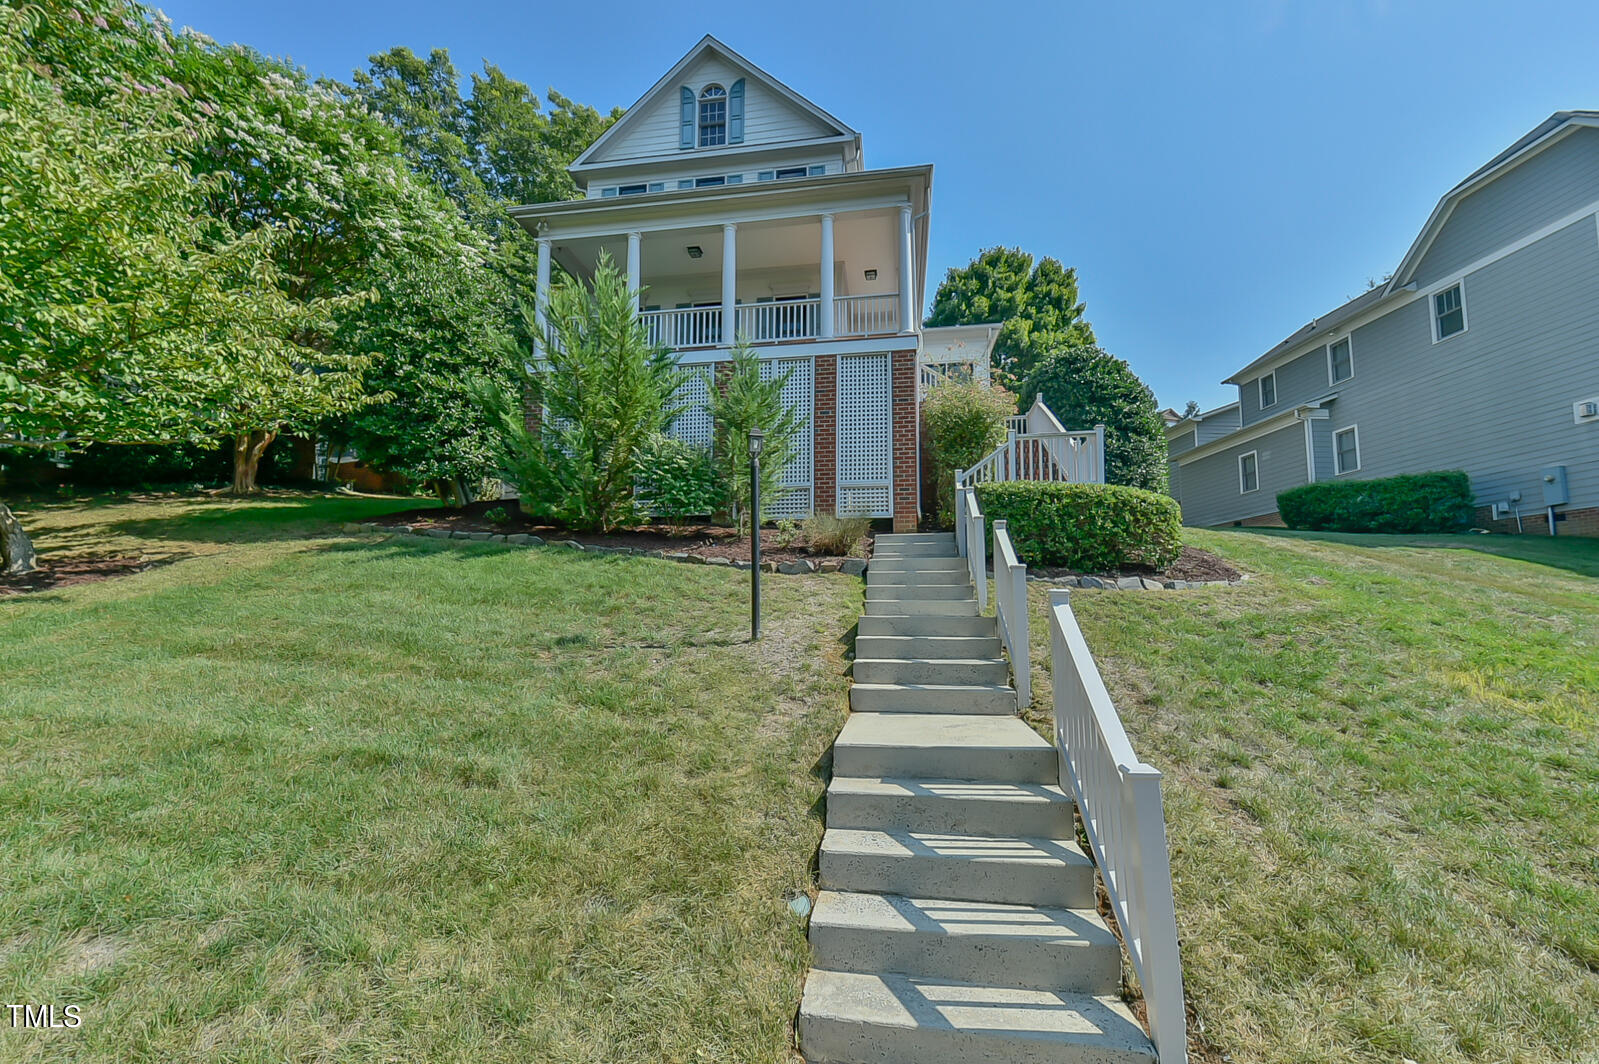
[
  {"left": 680, "top": 86, "right": 694, "bottom": 149},
  {"left": 807, "top": 164, "right": 826, "bottom": 176},
  {"left": 728, "top": 78, "right": 746, "bottom": 144}
]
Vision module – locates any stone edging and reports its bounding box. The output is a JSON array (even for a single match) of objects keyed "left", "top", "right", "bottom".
[
  {"left": 339, "top": 523, "right": 866, "bottom": 576},
  {"left": 1025, "top": 572, "right": 1248, "bottom": 591}
]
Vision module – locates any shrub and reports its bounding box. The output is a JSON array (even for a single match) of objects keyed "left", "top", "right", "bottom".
[
  {"left": 922, "top": 383, "right": 1014, "bottom": 524},
  {"left": 1277, "top": 471, "right": 1475, "bottom": 533},
  {"left": 803, "top": 513, "right": 871, "bottom": 556},
  {"left": 636, "top": 434, "right": 721, "bottom": 524},
  {"left": 483, "top": 506, "right": 510, "bottom": 525},
  {"left": 710, "top": 340, "right": 803, "bottom": 530},
  {"left": 975, "top": 481, "right": 1182, "bottom": 571},
  {"left": 1019, "top": 345, "right": 1168, "bottom": 492}
]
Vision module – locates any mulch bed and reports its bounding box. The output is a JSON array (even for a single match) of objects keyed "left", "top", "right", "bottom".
[
  {"left": 1032, "top": 545, "right": 1242, "bottom": 584},
  {"left": 0, "top": 556, "right": 159, "bottom": 597},
  {"left": 374, "top": 501, "right": 872, "bottom": 566}
]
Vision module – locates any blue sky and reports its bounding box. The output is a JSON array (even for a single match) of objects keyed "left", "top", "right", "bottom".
[{"left": 161, "top": 0, "right": 1597, "bottom": 411}]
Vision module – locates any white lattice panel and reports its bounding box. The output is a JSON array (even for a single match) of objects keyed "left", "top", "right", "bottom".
[
  {"left": 760, "top": 356, "right": 814, "bottom": 519},
  {"left": 666, "top": 371, "right": 713, "bottom": 448},
  {"left": 836, "top": 353, "right": 892, "bottom": 517}
]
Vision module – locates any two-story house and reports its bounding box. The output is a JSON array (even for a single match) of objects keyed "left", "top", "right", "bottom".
[
  {"left": 1168, "top": 111, "right": 1599, "bottom": 535},
  {"left": 510, "top": 36, "right": 989, "bottom": 531}
]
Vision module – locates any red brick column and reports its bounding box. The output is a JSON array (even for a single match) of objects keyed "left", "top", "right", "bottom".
[
  {"left": 890, "top": 349, "right": 920, "bottom": 532},
  {"left": 813, "top": 356, "right": 837, "bottom": 515},
  {"left": 522, "top": 379, "right": 542, "bottom": 436}
]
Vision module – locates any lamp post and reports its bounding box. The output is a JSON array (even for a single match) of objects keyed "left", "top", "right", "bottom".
[{"left": 748, "top": 426, "right": 765, "bottom": 642}]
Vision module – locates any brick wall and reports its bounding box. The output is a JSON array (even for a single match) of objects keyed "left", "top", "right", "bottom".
[
  {"left": 522, "top": 380, "right": 542, "bottom": 437},
  {"left": 1236, "top": 511, "right": 1286, "bottom": 528},
  {"left": 814, "top": 355, "right": 837, "bottom": 515},
  {"left": 891, "top": 349, "right": 920, "bottom": 532},
  {"left": 1474, "top": 504, "right": 1599, "bottom": 537}
]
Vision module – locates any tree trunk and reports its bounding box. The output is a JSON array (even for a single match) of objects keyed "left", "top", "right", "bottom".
[
  {"left": 0, "top": 500, "right": 38, "bottom": 576},
  {"left": 230, "top": 429, "right": 278, "bottom": 495}
]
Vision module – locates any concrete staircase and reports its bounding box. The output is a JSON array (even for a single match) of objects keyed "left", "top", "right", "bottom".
[{"left": 798, "top": 531, "right": 1156, "bottom": 1064}]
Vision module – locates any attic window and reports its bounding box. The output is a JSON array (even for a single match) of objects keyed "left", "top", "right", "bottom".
[
  {"left": 617, "top": 183, "right": 647, "bottom": 196},
  {"left": 774, "top": 166, "right": 808, "bottom": 180},
  {"left": 699, "top": 84, "right": 727, "bottom": 147}
]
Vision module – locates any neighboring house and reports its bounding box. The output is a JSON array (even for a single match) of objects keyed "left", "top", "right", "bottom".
[
  {"left": 510, "top": 36, "right": 990, "bottom": 531},
  {"left": 1169, "top": 111, "right": 1599, "bottom": 535}
]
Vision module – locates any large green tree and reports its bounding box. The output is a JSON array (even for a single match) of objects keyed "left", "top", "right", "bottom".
[
  {"left": 709, "top": 341, "right": 803, "bottom": 530},
  {"left": 925, "top": 247, "right": 1096, "bottom": 379},
  {"left": 1019, "top": 345, "right": 1169, "bottom": 492}
]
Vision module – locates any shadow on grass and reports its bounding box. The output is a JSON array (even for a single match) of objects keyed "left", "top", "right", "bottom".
[{"left": 1236, "top": 527, "right": 1599, "bottom": 579}]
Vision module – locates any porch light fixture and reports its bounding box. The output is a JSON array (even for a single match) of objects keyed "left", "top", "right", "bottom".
[
  {"left": 686, "top": 245, "right": 704, "bottom": 259},
  {"left": 863, "top": 269, "right": 877, "bottom": 280},
  {"left": 748, "top": 426, "right": 765, "bottom": 642}
]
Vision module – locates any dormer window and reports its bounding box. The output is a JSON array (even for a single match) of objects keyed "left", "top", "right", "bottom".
[{"left": 699, "top": 85, "right": 727, "bottom": 147}]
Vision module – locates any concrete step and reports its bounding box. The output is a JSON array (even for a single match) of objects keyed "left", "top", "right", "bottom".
[
  {"left": 877, "top": 532, "right": 956, "bottom": 546},
  {"left": 872, "top": 545, "right": 960, "bottom": 559},
  {"left": 867, "top": 567, "right": 970, "bottom": 586},
  {"left": 867, "top": 557, "right": 968, "bottom": 574},
  {"left": 809, "top": 891, "right": 1121, "bottom": 993},
  {"left": 854, "top": 658, "right": 1010, "bottom": 686},
  {"left": 819, "top": 827, "right": 1095, "bottom": 908},
  {"left": 826, "top": 776, "right": 1074, "bottom": 839},
  {"left": 854, "top": 635, "right": 1004, "bottom": 660},
  {"left": 858, "top": 614, "right": 997, "bottom": 639},
  {"left": 799, "top": 969, "right": 1154, "bottom": 1064},
  {"left": 832, "top": 713, "right": 1056, "bottom": 783},
  {"left": 863, "top": 598, "right": 979, "bottom": 617},
  {"left": 866, "top": 583, "right": 977, "bottom": 601},
  {"left": 850, "top": 682, "right": 1016, "bottom": 715}
]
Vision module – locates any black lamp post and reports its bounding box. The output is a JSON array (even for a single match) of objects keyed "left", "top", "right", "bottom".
[{"left": 748, "top": 426, "right": 765, "bottom": 642}]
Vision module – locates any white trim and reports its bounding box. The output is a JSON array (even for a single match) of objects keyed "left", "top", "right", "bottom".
[
  {"left": 670, "top": 336, "right": 908, "bottom": 364},
  {"left": 1302, "top": 415, "right": 1316, "bottom": 483},
  {"left": 1429, "top": 279, "right": 1468, "bottom": 343},
  {"left": 1238, "top": 450, "right": 1260, "bottom": 494},
  {"left": 1175, "top": 405, "right": 1321, "bottom": 466},
  {"left": 1333, "top": 424, "right": 1361, "bottom": 476},
  {"left": 1257, "top": 370, "right": 1277, "bottom": 410}
]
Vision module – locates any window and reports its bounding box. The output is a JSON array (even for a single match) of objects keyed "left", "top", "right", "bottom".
[
  {"left": 1433, "top": 283, "right": 1466, "bottom": 340},
  {"left": 1239, "top": 451, "right": 1259, "bottom": 493},
  {"left": 693, "top": 175, "right": 725, "bottom": 188},
  {"left": 1258, "top": 372, "right": 1277, "bottom": 408},
  {"left": 1329, "top": 336, "right": 1353, "bottom": 383},
  {"left": 1334, "top": 426, "right": 1360, "bottom": 475},
  {"left": 774, "top": 166, "right": 808, "bottom": 180},
  {"left": 617, "top": 183, "right": 647, "bottom": 196},
  {"left": 698, "top": 84, "right": 727, "bottom": 147}
]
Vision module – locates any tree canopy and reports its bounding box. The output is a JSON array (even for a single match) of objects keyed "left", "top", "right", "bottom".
[{"left": 924, "top": 247, "right": 1096, "bottom": 380}]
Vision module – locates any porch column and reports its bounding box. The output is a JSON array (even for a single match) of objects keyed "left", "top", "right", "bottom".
[
  {"left": 721, "top": 223, "right": 737, "bottom": 345},
  {"left": 819, "top": 213, "right": 836, "bottom": 338},
  {"left": 897, "top": 205, "right": 914, "bottom": 334},
  {"left": 626, "top": 230, "right": 641, "bottom": 313},
  {"left": 534, "top": 236, "right": 552, "bottom": 355}
]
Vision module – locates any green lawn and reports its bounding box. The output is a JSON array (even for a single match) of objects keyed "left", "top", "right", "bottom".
[
  {"left": 1028, "top": 529, "right": 1599, "bottom": 1064},
  {"left": 0, "top": 493, "right": 856, "bottom": 1063}
]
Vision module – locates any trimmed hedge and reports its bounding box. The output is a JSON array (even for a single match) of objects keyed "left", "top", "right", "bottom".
[
  {"left": 975, "top": 481, "right": 1182, "bottom": 571},
  {"left": 1276, "top": 470, "right": 1475, "bottom": 533}
]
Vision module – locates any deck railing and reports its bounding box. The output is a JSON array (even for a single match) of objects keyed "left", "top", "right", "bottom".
[
  {"left": 640, "top": 306, "right": 722, "bottom": 348},
  {"left": 636, "top": 296, "right": 900, "bottom": 350},
  {"left": 834, "top": 293, "right": 900, "bottom": 336},
  {"left": 991, "top": 519, "right": 1030, "bottom": 710},
  {"left": 958, "top": 426, "right": 1106, "bottom": 487},
  {"left": 1047, "top": 588, "right": 1187, "bottom": 1063},
  {"left": 736, "top": 299, "right": 820, "bottom": 342}
]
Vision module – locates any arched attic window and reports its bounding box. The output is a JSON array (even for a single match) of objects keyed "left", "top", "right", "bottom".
[{"left": 698, "top": 84, "right": 727, "bottom": 147}]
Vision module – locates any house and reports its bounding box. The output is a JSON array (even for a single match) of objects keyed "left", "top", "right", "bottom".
[
  {"left": 1168, "top": 111, "right": 1599, "bottom": 535},
  {"left": 509, "top": 36, "right": 995, "bottom": 531}
]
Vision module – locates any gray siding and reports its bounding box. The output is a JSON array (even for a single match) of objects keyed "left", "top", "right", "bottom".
[
  {"left": 1167, "top": 428, "right": 1197, "bottom": 458},
  {"left": 1309, "top": 418, "right": 1336, "bottom": 481},
  {"left": 1175, "top": 422, "right": 1309, "bottom": 527},
  {"left": 1239, "top": 344, "right": 1335, "bottom": 426},
  {"left": 1413, "top": 127, "right": 1599, "bottom": 287},
  {"left": 1323, "top": 213, "right": 1599, "bottom": 516},
  {"left": 1194, "top": 406, "right": 1242, "bottom": 442}
]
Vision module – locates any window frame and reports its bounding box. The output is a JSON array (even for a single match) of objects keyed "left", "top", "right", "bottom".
[
  {"left": 693, "top": 175, "right": 725, "bottom": 188},
  {"left": 1257, "top": 371, "right": 1277, "bottom": 409},
  {"left": 1431, "top": 281, "right": 1467, "bottom": 343},
  {"left": 616, "top": 183, "right": 647, "bottom": 197},
  {"left": 1333, "top": 425, "right": 1361, "bottom": 476},
  {"left": 1238, "top": 450, "right": 1260, "bottom": 494},
  {"left": 698, "top": 84, "right": 727, "bottom": 148},
  {"left": 1327, "top": 335, "right": 1355, "bottom": 384},
  {"left": 774, "top": 165, "right": 808, "bottom": 180}
]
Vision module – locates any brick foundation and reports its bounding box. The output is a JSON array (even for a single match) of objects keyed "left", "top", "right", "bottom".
[
  {"left": 814, "top": 355, "right": 837, "bottom": 515},
  {"left": 1235, "top": 511, "right": 1286, "bottom": 528},
  {"left": 891, "top": 349, "right": 920, "bottom": 532},
  {"left": 1473, "top": 504, "right": 1599, "bottom": 537},
  {"left": 522, "top": 381, "right": 542, "bottom": 437}
]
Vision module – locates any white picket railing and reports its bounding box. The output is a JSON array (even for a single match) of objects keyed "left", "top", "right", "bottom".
[
  {"left": 958, "top": 426, "right": 1106, "bottom": 487},
  {"left": 953, "top": 484, "right": 987, "bottom": 613},
  {"left": 834, "top": 293, "right": 900, "bottom": 336},
  {"left": 1047, "top": 588, "right": 1187, "bottom": 1064},
  {"left": 736, "top": 299, "right": 820, "bottom": 342},
  {"left": 991, "top": 519, "right": 1030, "bottom": 710},
  {"left": 640, "top": 306, "right": 722, "bottom": 348}
]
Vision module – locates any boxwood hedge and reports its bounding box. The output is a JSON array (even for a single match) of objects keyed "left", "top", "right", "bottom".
[
  {"left": 974, "top": 481, "right": 1182, "bottom": 571},
  {"left": 1276, "top": 470, "right": 1475, "bottom": 533}
]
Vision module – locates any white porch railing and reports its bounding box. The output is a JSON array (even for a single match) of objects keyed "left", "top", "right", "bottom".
[
  {"left": 641, "top": 306, "right": 722, "bottom": 348},
  {"left": 991, "top": 519, "right": 1030, "bottom": 710},
  {"left": 958, "top": 397, "right": 1106, "bottom": 488},
  {"left": 834, "top": 293, "right": 900, "bottom": 336},
  {"left": 954, "top": 484, "right": 987, "bottom": 613},
  {"left": 736, "top": 299, "right": 820, "bottom": 342},
  {"left": 1048, "top": 588, "right": 1187, "bottom": 1064}
]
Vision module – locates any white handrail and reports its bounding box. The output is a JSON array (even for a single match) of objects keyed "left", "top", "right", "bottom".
[
  {"left": 835, "top": 293, "right": 900, "bottom": 336},
  {"left": 1047, "top": 588, "right": 1187, "bottom": 1063},
  {"left": 954, "top": 483, "right": 986, "bottom": 612},
  {"left": 956, "top": 425, "right": 1106, "bottom": 487},
  {"left": 640, "top": 306, "right": 722, "bottom": 348},
  {"left": 991, "top": 520, "right": 1029, "bottom": 710},
  {"left": 736, "top": 299, "right": 820, "bottom": 342}
]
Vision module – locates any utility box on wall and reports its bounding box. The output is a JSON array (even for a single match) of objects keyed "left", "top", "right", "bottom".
[{"left": 1541, "top": 465, "right": 1570, "bottom": 507}]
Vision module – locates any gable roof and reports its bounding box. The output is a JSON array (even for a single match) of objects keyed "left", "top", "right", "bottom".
[{"left": 568, "top": 35, "right": 859, "bottom": 173}]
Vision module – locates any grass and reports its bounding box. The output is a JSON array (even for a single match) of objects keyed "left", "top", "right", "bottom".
[
  {"left": 0, "top": 492, "right": 858, "bottom": 1062},
  {"left": 1025, "top": 528, "right": 1599, "bottom": 1064}
]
